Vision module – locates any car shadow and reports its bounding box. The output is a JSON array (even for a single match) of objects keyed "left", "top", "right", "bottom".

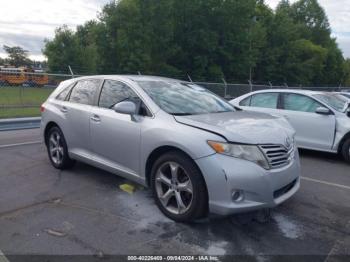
[{"left": 298, "top": 148, "right": 344, "bottom": 163}]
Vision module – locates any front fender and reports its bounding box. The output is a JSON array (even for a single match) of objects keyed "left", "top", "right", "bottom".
[{"left": 139, "top": 114, "right": 225, "bottom": 179}]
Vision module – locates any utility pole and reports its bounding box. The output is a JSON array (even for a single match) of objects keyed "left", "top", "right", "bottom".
[
  {"left": 222, "top": 78, "right": 228, "bottom": 98},
  {"left": 249, "top": 16, "right": 257, "bottom": 87}
]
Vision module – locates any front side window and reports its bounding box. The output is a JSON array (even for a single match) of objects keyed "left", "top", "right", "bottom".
[
  {"left": 99, "top": 80, "right": 138, "bottom": 109},
  {"left": 250, "top": 93, "right": 279, "bottom": 109},
  {"left": 69, "top": 79, "right": 101, "bottom": 105},
  {"left": 282, "top": 93, "right": 321, "bottom": 113},
  {"left": 137, "top": 81, "right": 234, "bottom": 115}
]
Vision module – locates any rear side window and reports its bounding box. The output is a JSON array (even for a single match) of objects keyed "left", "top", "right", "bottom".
[
  {"left": 69, "top": 79, "right": 101, "bottom": 105},
  {"left": 99, "top": 80, "right": 138, "bottom": 108},
  {"left": 250, "top": 93, "right": 279, "bottom": 109},
  {"left": 282, "top": 93, "right": 321, "bottom": 113},
  {"left": 239, "top": 96, "right": 251, "bottom": 106}
]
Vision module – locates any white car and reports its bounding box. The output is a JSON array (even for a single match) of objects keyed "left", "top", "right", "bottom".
[{"left": 230, "top": 90, "right": 350, "bottom": 162}]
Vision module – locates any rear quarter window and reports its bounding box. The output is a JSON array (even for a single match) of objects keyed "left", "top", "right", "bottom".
[
  {"left": 56, "top": 83, "right": 74, "bottom": 101},
  {"left": 239, "top": 96, "right": 251, "bottom": 106}
]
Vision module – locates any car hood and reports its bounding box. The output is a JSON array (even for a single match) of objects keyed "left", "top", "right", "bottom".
[{"left": 174, "top": 111, "right": 295, "bottom": 145}]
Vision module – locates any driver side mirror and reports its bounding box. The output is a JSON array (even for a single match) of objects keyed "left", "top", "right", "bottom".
[
  {"left": 113, "top": 101, "right": 137, "bottom": 115},
  {"left": 315, "top": 107, "right": 332, "bottom": 115}
]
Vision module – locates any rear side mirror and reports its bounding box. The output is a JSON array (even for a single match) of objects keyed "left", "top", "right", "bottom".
[
  {"left": 315, "top": 107, "right": 332, "bottom": 115},
  {"left": 113, "top": 101, "right": 137, "bottom": 115}
]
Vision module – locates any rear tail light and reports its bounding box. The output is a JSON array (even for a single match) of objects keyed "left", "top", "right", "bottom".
[{"left": 40, "top": 105, "right": 45, "bottom": 113}]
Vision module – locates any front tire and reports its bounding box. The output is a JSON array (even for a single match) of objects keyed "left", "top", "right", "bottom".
[
  {"left": 151, "top": 151, "right": 208, "bottom": 222},
  {"left": 46, "top": 126, "right": 75, "bottom": 169},
  {"left": 341, "top": 139, "right": 350, "bottom": 163}
]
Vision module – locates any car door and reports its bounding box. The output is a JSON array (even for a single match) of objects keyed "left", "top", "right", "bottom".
[
  {"left": 62, "top": 79, "right": 102, "bottom": 157},
  {"left": 239, "top": 92, "right": 281, "bottom": 115},
  {"left": 90, "top": 79, "right": 146, "bottom": 178},
  {"left": 280, "top": 93, "right": 336, "bottom": 150}
]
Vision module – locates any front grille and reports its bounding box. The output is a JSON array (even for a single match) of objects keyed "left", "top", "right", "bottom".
[
  {"left": 274, "top": 179, "right": 297, "bottom": 199},
  {"left": 259, "top": 143, "right": 295, "bottom": 169}
]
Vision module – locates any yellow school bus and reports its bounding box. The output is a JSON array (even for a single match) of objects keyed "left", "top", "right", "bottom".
[{"left": 0, "top": 67, "right": 49, "bottom": 86}]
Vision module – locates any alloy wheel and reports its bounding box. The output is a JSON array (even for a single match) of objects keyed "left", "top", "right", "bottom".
[
  {"left": 155, "top": 162, "right": 193, "bottom": 215},
  {"left": 49, "top": 131, "right": 64, "bottom": 165}
]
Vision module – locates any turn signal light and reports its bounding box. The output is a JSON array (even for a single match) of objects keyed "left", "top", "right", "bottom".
[{"left": 40, "top": 105, "right": 45, "bottom": 113}]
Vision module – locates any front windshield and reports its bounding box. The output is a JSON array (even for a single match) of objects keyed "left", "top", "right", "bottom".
[
  {"left": 138, "top": 80, "right": 234, "bottom": 115},
  {"left": 313, "top": 93, "right": 348, "bottom": 112}
]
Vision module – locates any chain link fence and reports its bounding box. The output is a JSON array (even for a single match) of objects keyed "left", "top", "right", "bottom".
[
  {"left": 195, "top": 82, "right": 349, "bottom": 100},
  {"left": 0, "top": 71, "right": 73, "bottom": 118},
  {"left": 0, "top": 71, "right": 349, "bottom": 118}
]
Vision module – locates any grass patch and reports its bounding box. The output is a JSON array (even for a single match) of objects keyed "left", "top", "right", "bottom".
[
  {"left": 0, "top": 87, "right": 53, "bottom": 106},
  {"left": 0, "top": 107, "right": 41, "bottom": 119},
  {"left": 0, "top": 87, "right": 53, "bottom": 118}
]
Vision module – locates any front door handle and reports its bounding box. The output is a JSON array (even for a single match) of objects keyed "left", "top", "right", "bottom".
[
  {"left": 60, "top": 106, "right": 68, "bottom": 113},
  {"left": 90, "top": 115, "right": 101, "bottom": 122}
]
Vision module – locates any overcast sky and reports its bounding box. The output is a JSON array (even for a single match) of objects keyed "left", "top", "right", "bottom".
[{"left": 0, "top": 0, "right": 349, "bottom": 61}]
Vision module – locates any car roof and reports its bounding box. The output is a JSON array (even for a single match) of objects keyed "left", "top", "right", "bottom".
[
  {"left": 71, "top": 75, "right": 186, "bottom": 83},
  {"left": 246, "top": 89, "right": 326, "bottom": 96}
]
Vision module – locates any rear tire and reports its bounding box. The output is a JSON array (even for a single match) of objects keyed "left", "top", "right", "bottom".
[
  {"left": 151, "top": 151, "right": 208, "bottom": 222},
  {"left": 46, "top": 126, "right": 75, "bottom": 169},
  {"left": 341, "top": 139, "right": 350, "bottom": 163}
]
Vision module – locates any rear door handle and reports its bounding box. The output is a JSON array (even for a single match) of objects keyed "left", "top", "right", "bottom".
[
  {"left": 90, "top": 115, "right": 101, "bottom": 122},
  {"left": 60, "top": 106, "right": 68, "bottom": 113}
]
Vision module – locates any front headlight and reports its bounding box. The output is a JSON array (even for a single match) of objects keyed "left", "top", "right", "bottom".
[{"left": 207, "top": 141, "right": 270, "bottom": 170}]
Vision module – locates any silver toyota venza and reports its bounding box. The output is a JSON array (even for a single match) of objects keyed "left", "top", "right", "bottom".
[{"left": 41, "top": 75, "right": 300, "bottom": 222}]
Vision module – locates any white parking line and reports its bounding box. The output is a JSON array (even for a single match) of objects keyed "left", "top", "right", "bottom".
[
  {"left": 301, "top": 176, "right": 350, "bottom": 190},
  {"left": 0, "top": 250, "right": 9, "bottom": 262},
  {"left": 0, "top": 141, "right": 42, "bottom": 149}
]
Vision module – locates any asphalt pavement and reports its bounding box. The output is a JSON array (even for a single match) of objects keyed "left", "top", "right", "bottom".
[{"left": 0, "top": 129, "right": 349, "bottom": 261}]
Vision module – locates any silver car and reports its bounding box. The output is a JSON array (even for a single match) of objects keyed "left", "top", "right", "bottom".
[
  {"left": 41, "top": 76, "right": 300, "bottom": 222},
  {"left": 231, "top": 90, "right": 350, "bottom": 162}
]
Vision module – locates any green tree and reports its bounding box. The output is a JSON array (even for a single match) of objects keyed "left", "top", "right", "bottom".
[
  {"left": 43, "top": 0, "right": 346, "bottom": 86},
  {"left": 3, "top": 45, "right": 31, "bottom": 67},
  {"left": 290, "top": 0, "right": 331, "bottom": 47},
  {"left": 342, "top": 59, "right": 350, "bottom": 87},
  {"left": 43, "top": 25, "right": 83, "bottom": 74},
  {"left": 76, "top": 21, "right": 102, "bottom": 74},
  {"left": 285, "top": 39, "right": 327, "bottom": 85}
]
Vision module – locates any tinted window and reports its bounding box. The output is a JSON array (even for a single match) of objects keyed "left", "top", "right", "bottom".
[
  {"left": 239, "top": 96, "right": 251, "bottom": 106},
  {"left": 56, "top": 84, "right": 74, "bottom": 101},
  {"left": 69, "top": 79, "right": 101, "bottom": 105},
  {"left": 282, "top": 93, "right": 321, "bottom": 112},
  {"left": 99, "top": 80, "right": 139, "bottom": 109},
  {"left": 250, "top": 93, "right": 279, "bottom": 109}
]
